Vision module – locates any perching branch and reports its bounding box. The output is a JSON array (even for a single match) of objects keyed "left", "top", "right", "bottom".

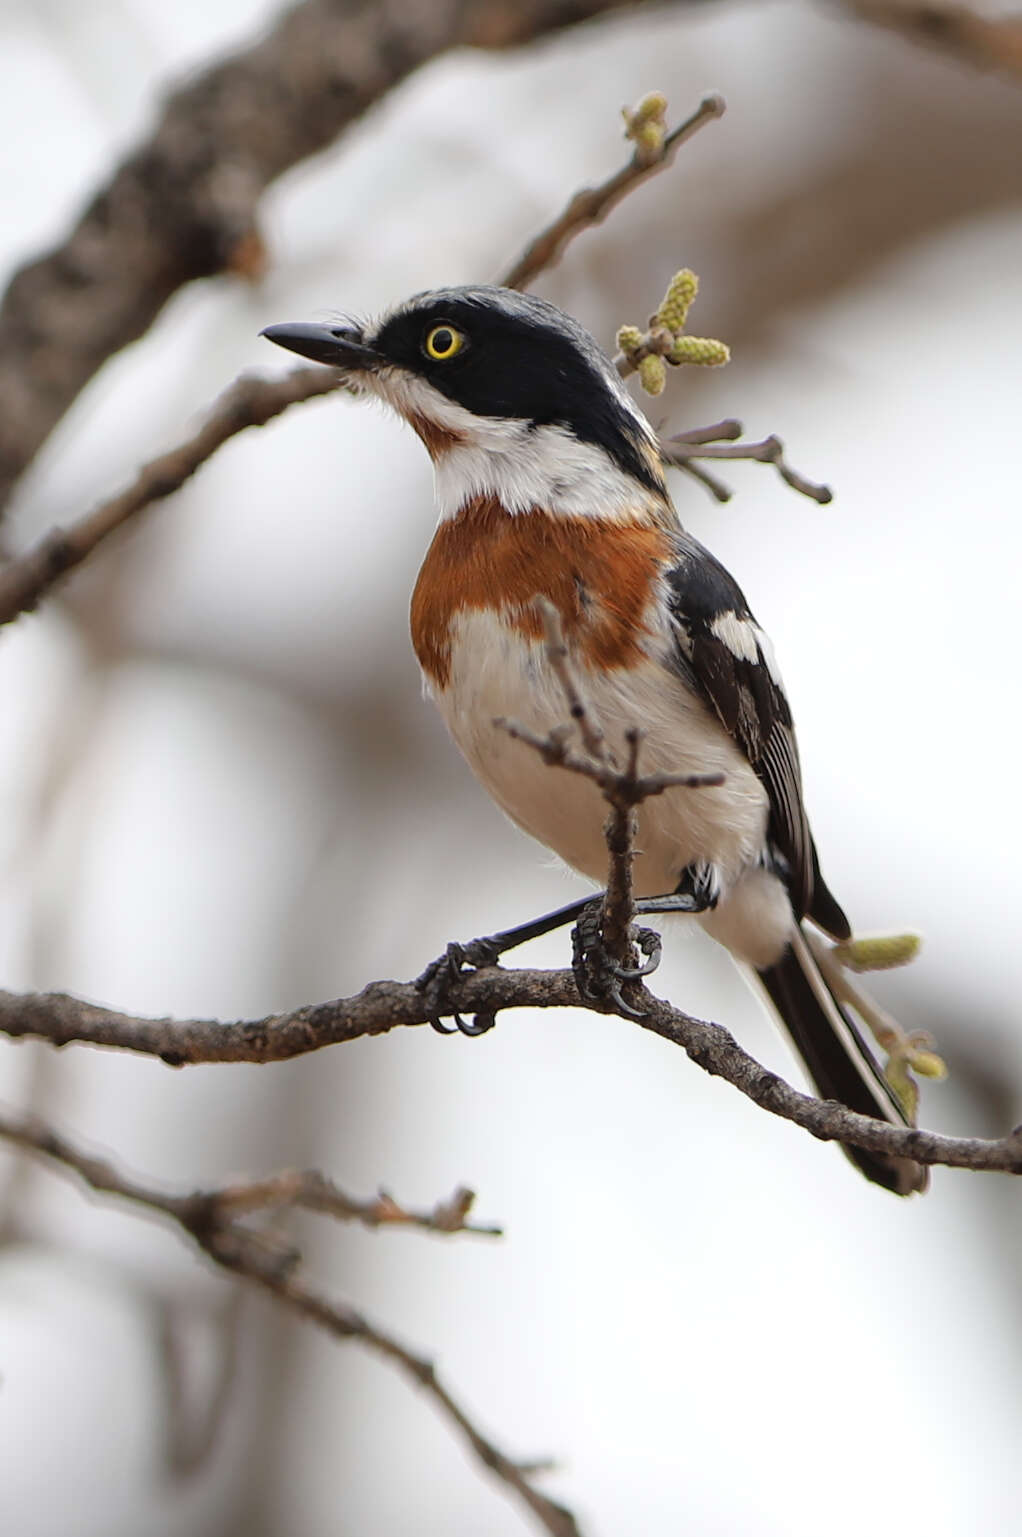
[
  {"left": 3, "top": 970, "right": 1021, "bottom": 1173},
  {"left": 0, "top": 1105, "right": 576, "bottom": 1537},
  {"left": 0, "top": 576, "right": 1006, "bottom": 1174}
]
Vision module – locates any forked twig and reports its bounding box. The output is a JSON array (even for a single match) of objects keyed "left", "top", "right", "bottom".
[
  {"left": 662, "top": 429, "right": 833, "bottom": 505},
  {"left": 0, "top": 1105, "right": 577, "bottom": 1537}
]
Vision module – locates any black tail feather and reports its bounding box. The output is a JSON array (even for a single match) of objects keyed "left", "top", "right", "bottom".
[{"left": 757, "top": 929, "right": 928, "bottom": 1196}]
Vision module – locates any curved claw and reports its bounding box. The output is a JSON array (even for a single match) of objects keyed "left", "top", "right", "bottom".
[
  {"left": 430, "top": 1010, "right": 496, "bottom": 1036},
  {"left": 419, "top": 940, "right": 502, "bottom": 1037},
  {"left": 613, "top": 927, "right": 663, "bottom": 981},
  {"left": 459, "top": 1011, "right": 497, "bottom": 1037},
  {"left": 430, "top": 1013, "right": 463, "bottom": 1035},
  {"left": 570, "top": 911, "right": 662, "bottom": 1017},
  {"left": 604, "top": 981, "right": 648, "bottom": 1020}
]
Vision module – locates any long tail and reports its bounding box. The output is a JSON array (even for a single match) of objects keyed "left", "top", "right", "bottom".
[{"left": 756, "top": 927, "right": 928, "bottom": 1196}]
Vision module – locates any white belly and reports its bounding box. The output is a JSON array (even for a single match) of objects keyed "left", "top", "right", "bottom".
[{"left": 428, "top": 609, "right": 770, "bottom": 901}]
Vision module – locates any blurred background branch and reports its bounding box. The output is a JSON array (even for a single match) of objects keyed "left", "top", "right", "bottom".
[
  {"left": 0, "top": 366, "right": 345, "bottom": 626},
  {"left": 844, "top": 0, "right": 1022, "bottom": 80},
  {"left": 0, "top": 1104, "right": 578, "bottom": 1537}
]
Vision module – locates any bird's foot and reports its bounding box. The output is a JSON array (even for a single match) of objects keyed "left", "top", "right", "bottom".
[
  {"left": 570, "top": 900, "right": 662, "bottom": 1019},
  {"left": 415, "top": 936, "right": 503, "bottom": 1037}
]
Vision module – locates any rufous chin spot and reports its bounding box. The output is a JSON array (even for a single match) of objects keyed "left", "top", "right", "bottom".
[{"left": 407, "top": 412, "right": 466, "bottom": 460}]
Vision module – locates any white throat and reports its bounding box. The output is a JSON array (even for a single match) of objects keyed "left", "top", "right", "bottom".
[
  {"left": 364, "top": 365, "right": 660, "bottom": 522},
  {"left": 433, "top": 417, "right": 654, "bottom": 521}
]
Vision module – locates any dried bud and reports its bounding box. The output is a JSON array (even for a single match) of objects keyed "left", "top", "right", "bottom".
[
  {"left": 638, "top": 354, "right": 667, "bottom": 395},
  {"left": 669, "top": 336, "right": 730, "bottom": 367}
]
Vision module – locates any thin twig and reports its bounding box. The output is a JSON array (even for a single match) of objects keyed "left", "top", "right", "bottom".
[
  {"left": 500, "top": 93, "right": 725, "bottom": 291},
  {"left": 599, "top": 727, "right": 642, "bottom": 966},
  {"left": 211, "top": 1169, "right": 502, "bottom": 1237},
  {"left": 672, "top": 457, "right": 733, "bottom": 503},
  {"left": 670, "top": 418, "right": 743, "bottom": 446},
  {"left": 534, "top": 598, "right": 607, "bottom": 761},
  {"left": 0, "top": 367, "right": 346, "bottom": 628},
  {"left": 495, "top": 718, "right": 722, "bottom": 801},
  {"left": 0, "top": 1105, "right": 575, "bottom": 1537},
  {"left": 660, "top": 433, "right": 829, "bottom": 504},
  {"left": 499, "top": 605, "right": 722, "bottom": 976}
]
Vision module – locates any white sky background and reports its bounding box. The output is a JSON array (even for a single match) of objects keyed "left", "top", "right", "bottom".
[{"left": 0, "top": 1, "right": 1021, "bottom": 1534}]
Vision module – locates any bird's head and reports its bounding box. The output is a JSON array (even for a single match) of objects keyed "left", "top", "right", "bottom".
[{"left": 262, "top": 285, "right": 670, "bottom": 523}]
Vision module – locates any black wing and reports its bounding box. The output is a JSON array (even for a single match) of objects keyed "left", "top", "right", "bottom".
[{"left": 664, "top": 532, "right": 848, "bottom": 938}]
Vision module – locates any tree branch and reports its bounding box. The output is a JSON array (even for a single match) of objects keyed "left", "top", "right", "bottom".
[
  {"left": 0, "top": 1105, "right": 576, "bottom": 1537},
  {"left": 0, "top": 367, "right": 345, "bottom": 626},
  {"left": 0, "top": 0, "right": 662, "bottom": 516},
  {"left": 847, "top": 0, "right": 1022, "bottom": 82},
  {"left": 2, "top": 974, "right": 1020, "bottom": 1173}
]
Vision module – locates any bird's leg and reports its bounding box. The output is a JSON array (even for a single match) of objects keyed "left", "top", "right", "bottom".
[
  {"left": 571, "top": 866, "right": 718, "bottom": 1019},
  {"left": 415, "top": 895, "right": 594, "bottom": 1036},
  {"left": 417, "top": 868, "right": 717, "bottom": 1033}
]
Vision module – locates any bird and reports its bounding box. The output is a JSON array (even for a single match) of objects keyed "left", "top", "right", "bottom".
[{"left": 262, "top": 285, "right": 926, "bottom": 1196}]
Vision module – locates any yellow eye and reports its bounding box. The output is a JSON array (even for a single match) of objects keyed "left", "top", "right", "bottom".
[{"left": 424, "top": 323, "right": 465, "bottom": 361}]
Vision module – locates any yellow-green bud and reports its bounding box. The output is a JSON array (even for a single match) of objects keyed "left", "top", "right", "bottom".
[
  {"left": 638, "top": 354, "right": 667, "bottom": 395},
  {"left": 635, "top": 121, "right": 664, "bottom": 159},
  {"left": 616, "top": 324, "right": 643, "bottom": 356},
  {"left": 669, "top": 336, "right": 730, "bottom": 367},
  {"left": 623, "top": 93, "right": 668, "bottom": 162},
  {"left": 657, "top": 268, "right": 698, "bottom": 332},
  {"left": 833, "top": 933, "right": 922, "bottom": 973},
  {"left": 908, "top": 1048, "right": 948, "bottom": 1081},
  {"left": 635, "top": 91, "right": 668, "bottom": 123}
]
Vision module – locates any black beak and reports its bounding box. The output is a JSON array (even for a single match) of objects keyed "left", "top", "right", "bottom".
[{"left": 260, "top": 321, "right": 379, "bottom": 370}]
